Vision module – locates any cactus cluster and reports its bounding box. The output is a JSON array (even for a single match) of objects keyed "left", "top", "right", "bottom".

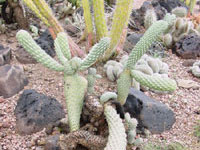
[
  {"left": 144, "top": 9, "right": 157, "bottom": 30},
  {"left": 16, "top": 30, "right": 110, "bottom": 132},
  {"left": 117, "top": 15, "right": 177, "bottom": 105},
  {"left": 163, "top": 12, "right": 200, "bottom": 48},
  {"left": 190, "top": 61, "right": 200, "bottom": 77}
]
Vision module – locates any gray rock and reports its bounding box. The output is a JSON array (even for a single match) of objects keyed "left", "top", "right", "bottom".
[
  {"left": 15, "top": 47, "right": 37, "bottom": 64},
  {"left": 0, "top": 45, "right": 11, "bottom": 66},
  {"left": 44, "top": 135, "right": 61, "bottom": 150},
  {"left": 14, "top": 89, "right": 65, "bottom": 135},
  {"left": 0, "top": 65, "right": 28, "bottom": 98},
  {"left": 124, "top": 88, "right": 175, "bottom": 134}
]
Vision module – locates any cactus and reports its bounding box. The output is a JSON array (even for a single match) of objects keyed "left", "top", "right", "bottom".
[
  {"left": 104, "top": 60, "right": 124, "bottom": 81},
  {"left": 144, "top": 9, "right": 157, "bottom": 29},
  {"left": 22, "top": 0, "right": 84, "bottom": 57},
  {"left": 117, "top": 16, "right": 177, "bottom": 105},
  {"left": 103, "top": 0, "right": 134, "bottom": 60},
  {"left": 100, "top": 92, "right": 117, "bottom": 104},
  {"left": 172, "top": 7, "right": 188, "bottom": 17},
  {"left": 190, "top": 61, "right": 200, "bottom": 77},
  {"left": 93, "top": 0, "right": 108, "bottom": 41},
  {"left": 16, "top": 30, "right": 110, "bottom": 132},
  {"left": 104, "top": 105, "right": 127, "bottom": 150},
  {"left": 189, "top": 0, "right": 197, "bottom": 13},
  {"left": 87, "top": 68, "right": 102, "bottom": 94}
]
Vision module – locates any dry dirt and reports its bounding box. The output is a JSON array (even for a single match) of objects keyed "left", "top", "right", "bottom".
[{"left": 0, "top": 0, "right": 200, "bottom": 150}]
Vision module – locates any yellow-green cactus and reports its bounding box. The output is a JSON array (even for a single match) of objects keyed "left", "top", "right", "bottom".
[
  {"left": 104, "top": 105, "right": 127, "bottom": 150},
  {"left": 93, "top": 0, "right": 108, "bottom": 41},
  {"left": 103, "top": 0, "right": 134, "bottom": 60},
  {"left": 64, "top": 74, "right": 88, "bottom": 132},
  {"left": 82, "top": 0, "right": 94, "bottom": 44},
  {"left": 189, "top": 0, "right": 197, "bottom": 13}
]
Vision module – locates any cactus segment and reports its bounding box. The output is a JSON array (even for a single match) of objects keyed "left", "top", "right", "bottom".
[
  {"left": 82, "top": 0, "right": 93, "bottom": 36},
  {"left": 64, "top": 74, "right": 88, "bottom": 132},
  {"left": 131, "top": 70, "right": 177, "bottom": 92},
  {"left": 171, "top": 7, "right": 188, "bottom": 17},
  {"left": 117, "top": 69, "right": 132, "bottom": 105},
  {"left": 189, "top": 0, "right": 197, "bottom": 13},
  {"left": 104, "top": 0, "right": 134, "bottom": 60},
  {"left": 100, "top": 92, "right": 117, "bottom": 104},
  {"left": 79, "top": 37, "right": 110, "bottom": 71},
  {"left": 93, "top": 0, "right": 108, "bottom": 40},
  {"left": 16, "top": 30, "right": 64, "bottom": 71},
  {"left": 144, "top": 9, "right": 157, "bottom": 29},
  {"left": 56, "top": 32, "right": 71, "bottom": 60},
  {"left": 126, "top": 20, "right": 168, "bottom": 70},
  {"left": 104, "top": 105, "right": 127, "bottom": 150},
  {"left": 23, "top": 0, "right": 50, "bottom": 26}
]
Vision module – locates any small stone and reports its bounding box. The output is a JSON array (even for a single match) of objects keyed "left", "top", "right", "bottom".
[
  {"left": 182, "top": 59, "right": 196, "bottom": 67},
  {"left": 177, "top": 79, "right": 200, "bottom": 89},
  {"left": 0, "top": 45, "right": 11, "bottom": 66}
]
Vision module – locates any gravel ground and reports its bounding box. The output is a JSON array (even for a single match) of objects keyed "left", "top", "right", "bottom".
[{"left": 0, "top": 0, "right": 200, "bottom": 150}]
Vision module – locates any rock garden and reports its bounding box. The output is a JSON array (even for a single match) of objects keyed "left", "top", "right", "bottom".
[{"left": 0, "top": 0, "right": 200, "bottom": 149}]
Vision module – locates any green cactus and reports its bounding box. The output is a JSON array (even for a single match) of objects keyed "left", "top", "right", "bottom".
[
  {"left": 189, "top": 0, "right": 197, "bottom": 13},
  {"left": 100, "top": 92, "right": 117, "bottom": 104},
  {"left": 131, "top": 70, "right": 177, "bottom": 92},
  {"left": 16, "top": 30, "right": 110, "bottom": 132},
  {"left": 171, "top": 7, "right": 188, "bottom": 17},
  {"left": 117, "top": 16, "right": 177, "bottom": 105},
  {"left": 144, "top": 9, "right": 157, "bottom": 29},
  {"left": 104, "top": 105, "right": 127, "bottom": 150}
]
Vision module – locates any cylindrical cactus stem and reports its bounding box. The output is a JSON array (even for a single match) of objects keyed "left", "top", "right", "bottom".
[
  {"left": 79, "top": 37, "right": 110, "bottom": 71},
  {"left": 104, "top": 105, "right": 127, "bottom": 150},
  {"left": 64, "top": 74, "right": 88, "bottom": 132},
  {"left": 126, "top": 20, "right": 169, "bottom": 70},
  {"left": 93, "top": 0, "right": 108, "bottom": 41},
  {"left": 144, "top": 9, "right": 157, "bottom": 29},
  {"left": 103, "top": 0, "right": 134, "bottom": 61},
  {"left": 16, "top": 30, "right": 64, "bottom": 72},
  {"left": 117, "top": 69, "right": 132, "bottom": 105},
  {"left": 32, "top": 0, "right": 63, "bottom": 34},
  {"left": 82, "top": 0, "right": 94, "bottom": 46},
  {"left": 189, "top": 0, "right": 197, "bottom": 13},
  {"left": 131, "top": 70, "right": 177, "bottom": 92},
  {"left": 171, "top": 7, "right": 188, "bottom": 17},
  {"left": 186, "top": 0, "right": 190, "bottom": 6},
  {"left": 23, "top": 0, "right": 50, "bottom": 26}
]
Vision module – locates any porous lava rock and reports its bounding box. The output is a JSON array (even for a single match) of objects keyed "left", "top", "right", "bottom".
[
  {"left": 14, "top": 89, "right": 65, "bottom": 135},
  {"left": 124, "top": 88, "right": 175, "bottom": 134},
  {"left": 175, "top": 33, "right": 200, "bottom": 59}
]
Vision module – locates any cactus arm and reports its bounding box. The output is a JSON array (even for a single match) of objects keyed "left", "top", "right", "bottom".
[
  {"left": 16, "top": 30, "right": 64, "bottom": 72},
  {"left": 117, "top": 69, "right": 132, "bottom": 105},
  {"left": 32, "top": 0, "right": 63, "bottom": 34},
  {"left": 79, "top": 37, "right": 110, "bottom": 71},
  {"left": 64, "top": 74, "right": 88, "bottom": 132},
  {"left": 104, "top": 105, "right": 127, "bottom": 150},
  {"left": 131, "top": 70, "right": 177, "bottom": 92},
  {"left": 126, "top": 20, "right": 169, "bottom": 70},
  {"left": 144, "top": 9, "right": 157, "bottom": 29},
  {"left": 93, "top": 0, "right": 108, "bottom": 41},
  {"left": 23, "top": 0, "right": 50, "bottom": 26},
  {"left": 100, "top": 92, "right": 117, "bottom": 104},
  {"left": 82, "top": 0, "right": 93, "bottom": 41},
  {"left": 103, "top": 0, "right": 134, "bottom": 60},
  {"left": 55, "top": 32, "right": 71, "bottom": 60}
]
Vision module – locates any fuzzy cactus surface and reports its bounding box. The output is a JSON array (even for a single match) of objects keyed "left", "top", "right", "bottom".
[
  {"left": 93, "top": 0, "right": 108, "bottom": 40},
  {"left": 104, "top": 105, "right": 127, "bottom": 150},
  {"left": 144, "top": 9, "right": 157, "bottom": 29}
]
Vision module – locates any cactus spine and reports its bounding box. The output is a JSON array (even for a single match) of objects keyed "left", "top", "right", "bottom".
[
  {"left": 93, "top": 0, "right": 108, "bottom": 40},
  {"left": 104, "top": 105, "right": 127, "bottom": 150},
  {"left": 16, "top": 30, "right": 110, "bottom": 132}
]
